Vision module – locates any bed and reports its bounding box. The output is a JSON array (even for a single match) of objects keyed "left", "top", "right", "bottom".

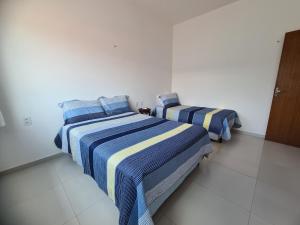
[
  {"left": 54, "top": 111, "right": 212, "bottom": 225},
  {"left": 155, "top": 105, "right": 241, "bottom": 142}
]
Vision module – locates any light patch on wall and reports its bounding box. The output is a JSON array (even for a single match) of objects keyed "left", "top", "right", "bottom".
[
  {"left": 172, "top": 0, "right": 300, "bottom": 135},
  {"left": 0, "top": 0, "right": 172, "bottom": 172}
]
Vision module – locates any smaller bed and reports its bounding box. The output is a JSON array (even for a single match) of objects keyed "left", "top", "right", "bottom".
[{"left": 154, "top": 93, "right": 241, "bottom": 142}]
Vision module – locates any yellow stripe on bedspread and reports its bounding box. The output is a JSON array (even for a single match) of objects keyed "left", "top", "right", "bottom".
[
  {"left": 203, "top": 109, "right": 222, "bottom": 130},
  {"left": 107, "top": 123, "right": 192, "bottom": 203}
]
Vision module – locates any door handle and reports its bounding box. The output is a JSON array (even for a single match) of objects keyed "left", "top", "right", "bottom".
[{"left": 274, "top": 87, "right": 281, "bottom": 96}]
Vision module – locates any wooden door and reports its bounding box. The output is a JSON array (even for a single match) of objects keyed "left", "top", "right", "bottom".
[{"left": 266, "top": 30, "right": 300, "bottom": 147}]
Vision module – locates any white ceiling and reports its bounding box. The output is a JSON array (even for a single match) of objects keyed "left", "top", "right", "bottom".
[{"left": 133, "top": 0, "right": 239, "bottom": 25}]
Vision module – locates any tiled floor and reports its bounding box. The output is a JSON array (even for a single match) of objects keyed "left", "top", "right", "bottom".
[{"left": 0, "top": 133, "right": 299, "bottom": 225}]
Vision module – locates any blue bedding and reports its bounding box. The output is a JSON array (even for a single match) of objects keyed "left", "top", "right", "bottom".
[
  {"left": 155, "top": 105, "right": 241, "bottom": 141},
  {"left": 54, "top": 112, "right": 212, "bottom": 225}
]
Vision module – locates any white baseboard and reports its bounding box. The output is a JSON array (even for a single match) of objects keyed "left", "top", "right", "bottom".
[
  {"left": 0, "top": 153, "right": 64, "bottom": 176},
  {"left": 232, "top": 129, "right": 265, "bottom": 139},
  {"left": 0, "top": 129, "right": 265, "bottom": 176}
]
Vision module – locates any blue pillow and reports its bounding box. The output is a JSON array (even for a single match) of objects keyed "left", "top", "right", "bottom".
[
  {"left": 98, "top": 95, "right": 132, "bottom": 115},
  {"left": 157, "top": 93, "right": 180, "bottom": 107},
  {"left": 59, "top": 100, "right": 106, "bottom": 125}
]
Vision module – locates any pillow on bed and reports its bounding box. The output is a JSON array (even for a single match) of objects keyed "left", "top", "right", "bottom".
[
  {"left": 59, "top": 100, "right": 106, "bottom": 125},
  {"left": 98, "top": 95, "right": 132, "bottom": 115},
  {"left": 157, "top": 93, "right": 180, "bottom": 107}
]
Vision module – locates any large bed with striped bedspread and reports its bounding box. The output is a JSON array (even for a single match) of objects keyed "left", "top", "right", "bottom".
[
  {"left": 54, "top": 111, "right": 212, "bottom": 225},
  {"left": 155, "top": 105, "right": 241, "bottom": 142}
]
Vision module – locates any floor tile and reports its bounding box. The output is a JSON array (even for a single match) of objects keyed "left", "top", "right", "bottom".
[
  {"left": 64, "top": 217, "right": 80, "bottom": 225},
  {"left": 152, "top": 197, "right": 174, "bottom": 225},
  {"left": 46, "top": 154, "right": 83, "bottom": 183},
  {"left": 156, "top": 215, "right": 175, "bottom": 225},
  {"left": 249, "top": 214, "right": 275, "bottom": 225},
  {"left": 0, "top": 162, "right": 60, "bottom": 208},
  {"left": 163, "top": 181, "right": 250, "bottom": 225},
  {"left": 260, "top": 141, "right": 300, "bottom": 170},
  {"left": 0, "top": 186, "right": 74, "bottom": 225},
  {"left": 212, "top": 134, "right": 264, "bottom": 177},
  {"left": 257, "top": 159, "right": 300, "bottom": 197},
  {"left": 193, "top": 161, "right": 256, "bottom": 211},
  {"left": 1, "top": 133, "right": 299, "bottom": 225},
  {"left": 252, "top": 181, "right": 300, "bottom": 225},
  {"left": 77, "top": 199, "right": 119, "bottom": 225},
  {"left": 62, "top": 174, "right": 108, "bottom": 214}
]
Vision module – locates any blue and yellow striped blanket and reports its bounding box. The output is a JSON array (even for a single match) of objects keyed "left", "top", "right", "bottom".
[
  {"left": 54, "top": 112, "right": 212, "bottom": 225},
  {"left": 155, "top": 105, "right": 241, "bottom": 141}
]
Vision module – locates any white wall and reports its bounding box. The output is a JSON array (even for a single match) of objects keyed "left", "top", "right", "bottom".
[
  {"left": 172, "top": 0, "right": 300, "bottom": 136},
  {"left": 0, "top": 0, "right": 172, "bottom": 172}
]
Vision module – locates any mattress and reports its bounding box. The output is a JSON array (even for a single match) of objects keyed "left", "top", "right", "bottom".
[
  {"left": 155, "top": 105, "right": 241, "bottom": 141},
  {"left": 54, "top": 112, "right": 212, "bottom": 225}
]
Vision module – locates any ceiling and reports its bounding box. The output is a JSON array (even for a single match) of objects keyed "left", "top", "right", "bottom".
[{"left": 133, "top": 0, "right": 239, "bottom": 25}]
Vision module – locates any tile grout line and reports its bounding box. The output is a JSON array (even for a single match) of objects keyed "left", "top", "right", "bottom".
[
  {"left": 54, "top": 156, "right": 114, "bottom": 225},
  {"left": 178, "top": 150, "right": 261, "bottom": 218},
  {"left": 193, "top": 179, "right": 253, "bottom": 213},
  {"left": 74, "top": 193, "right": 105, "bottom": 216},
  {"left": 198, "top": 159, "right": 259, "bottom": 214},
  {"left": 191, "top": 177, "right": 251, "bottom": 215},
  {"left": 0, "top": 161, "right": 63, "bottom": 211},
  {"left": 210, "top": 159, "right": 258, "bottom": 179},
  {"left": 195, "top": 142, "right": 276, "bottom": 225},
  {"left": 60, "top": 176, "right": 105, "bottom": 224},
  {"left": 162, "top": 169, "right": 252, "bottom": 225},
  {"left": 55, "top": 162, "right": 103, "bottom": 225},
  {"left": 188, "top": 150, "right": 265, "bottom": 221},
  {"left": 210, "top": 140, "right": 265, "bottom": 225},
  {"left": 245, "top": 142, "right": 266, "bottom": 225},
  {"left": 211, "top": 156, "right": 260, "bottom": 179},
  {"left": 55, "top": 162, "right": 81, "bottom": 225},
  {"left": 246, "top": 144, "right": 265, "bottom": 225},
  {"left": 0, "top": 153, "right": 64, "bottom": 177}
]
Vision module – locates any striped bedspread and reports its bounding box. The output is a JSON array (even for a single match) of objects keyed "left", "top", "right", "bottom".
[
  {"left": 155, "top": 105, "right": 241, "bottom": 141},
  {"left": 54, "top": 112, "right": 212, "bottom": 225}
]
